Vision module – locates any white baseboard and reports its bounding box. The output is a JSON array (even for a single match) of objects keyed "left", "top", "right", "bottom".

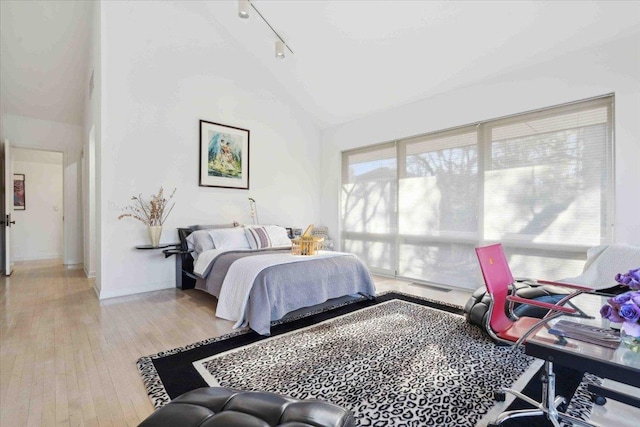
[
  {"left": 13, "top": 253, "right": 62, "bottom": 262},
  {"left": 98, "top": 280, "right": 174, "bottom": 300},
  {"left": 84, "top": 266, "right": 96, "bottom": 278}
]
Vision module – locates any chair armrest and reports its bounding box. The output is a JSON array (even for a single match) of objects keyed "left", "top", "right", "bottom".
[
  {"left": 506, "top": 295, "right": 576, "bottom": 313},
  {"left": 536, "top": 280, "right": 593, "bottom": 291}
]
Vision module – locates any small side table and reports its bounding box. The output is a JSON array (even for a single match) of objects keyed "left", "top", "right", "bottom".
[
  {"left": 162, "top": 248, "right": 196, "bottom": 289},
  {"left": 135, "top": 243, "right": 179, "bottom": 250},
  {"left": 135, "top": 243, "right": 194, "bottom": 289}
]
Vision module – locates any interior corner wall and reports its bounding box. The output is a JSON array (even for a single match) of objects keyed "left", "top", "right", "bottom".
[
  {"left": 320, "top": 32, "right": 640, "bottom": 249},
  {"left": 98, "top": 1, "right": 322, "bottom": 299},
  {"left": 82, "top": 0, "right": 100, "bottom": 286},
  {"left": 12, "top": 151, "right": 64, "bottom": 261}
]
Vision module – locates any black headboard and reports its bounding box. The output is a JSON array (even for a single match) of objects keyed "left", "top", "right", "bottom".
[
  {"left": 176, "top": 223, "right": 240, "bottom": 277},
  {"left": 177, "top": 227, "right": 195, "bottom": 275}
]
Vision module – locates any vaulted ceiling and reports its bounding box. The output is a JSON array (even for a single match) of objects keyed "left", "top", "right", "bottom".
[
  {"left": 1, "top": 1, "right": 639, "bottom": 129},
  {"left": 0, "top": 0, "right": 92, "bottom": 126}
]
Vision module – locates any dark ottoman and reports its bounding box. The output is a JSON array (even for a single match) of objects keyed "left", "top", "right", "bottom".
[{"left": 138, "top": 387, "right": 355, "bottom": 427}]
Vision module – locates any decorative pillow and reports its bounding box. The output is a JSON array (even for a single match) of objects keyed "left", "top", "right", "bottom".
[
  {"left": 245, "top": 226, "right": 272, "bottom": 249},
  {"left": 245, "top": 225, "right": 291, "bottom": 249},
  {"left": 185, "top": 230, "right": 216, "bottom": 255},
  {"left": 208, "top": 228, "right": 251, "bottom": 250}
]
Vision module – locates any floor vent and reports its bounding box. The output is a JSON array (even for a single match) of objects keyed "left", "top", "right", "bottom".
[{"left": 410, "top": 282, "right": 452, "bottom": 292}]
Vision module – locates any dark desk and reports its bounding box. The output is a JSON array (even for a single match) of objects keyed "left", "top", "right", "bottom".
[
  {"left": 526, "top": 316, "right": 640, "bottom": 409},
  {"left": 526, "top": 329, "right": 640, "bottom": 387},
  {"left": 491, "top": 294, "right": 640, "bottom": 427}
]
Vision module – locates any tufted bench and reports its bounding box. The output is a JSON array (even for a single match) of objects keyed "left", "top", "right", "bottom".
[{"left": 137, "top": 387, "right": 355, "bottom": 427}]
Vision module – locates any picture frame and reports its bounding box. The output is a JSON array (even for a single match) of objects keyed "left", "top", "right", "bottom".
[
  {"left": 199, "top": 120, "right": 250, "bottom": 189},
  {"left": 13, "top": 173, "right": 25, "bottom": 210}
]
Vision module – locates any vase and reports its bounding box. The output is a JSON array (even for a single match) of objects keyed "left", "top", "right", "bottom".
[
  {"left": 148, "top": 225, "right": 162, "bottom": 248},
  {"left": 620, "top": 322, "right": 640, "bottom": 353}
]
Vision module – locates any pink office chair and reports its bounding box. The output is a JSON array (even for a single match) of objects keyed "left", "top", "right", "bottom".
[
  {"left": 476, "top": 243, "right": 594, "bottom": 427},
  {"left": 476, "top": 243, "right": 593, "bottom": 346}
]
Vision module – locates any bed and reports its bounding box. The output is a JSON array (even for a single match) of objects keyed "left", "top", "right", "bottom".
[{"left": 176, "top": 224, "right": 376, "bottom": 335}]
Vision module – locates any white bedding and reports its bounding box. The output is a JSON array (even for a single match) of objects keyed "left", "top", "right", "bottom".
[{"left": 214, "top": 251, "right": 355, "bottom": 328}]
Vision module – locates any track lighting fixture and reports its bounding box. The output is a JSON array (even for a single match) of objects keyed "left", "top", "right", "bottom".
[
  {"left": 237, "top": 0, "right": 293, "bottom": 60},
  {"left": 238, "top": 0, "right": 250, "bottom": 19},
  {"left": 275, "top": 40, "right": 285, "bottom": 59}
]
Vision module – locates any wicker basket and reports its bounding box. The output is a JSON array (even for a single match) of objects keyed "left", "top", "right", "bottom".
[{"left": 291, "top": 236, "right": 325, "bottom": 256}]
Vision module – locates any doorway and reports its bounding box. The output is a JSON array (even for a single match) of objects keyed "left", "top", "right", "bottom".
[{"left": 11, "top": 148, "right": 64, "bottom": 263}]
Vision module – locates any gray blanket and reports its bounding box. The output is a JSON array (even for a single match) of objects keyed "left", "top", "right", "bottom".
[{"left": 195, "top": 249, "right": 376, "bottom": 335}]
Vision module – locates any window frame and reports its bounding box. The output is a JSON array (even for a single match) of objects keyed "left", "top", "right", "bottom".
[{"left": 340, "top": 94, "right": 615, "bottom": 289}]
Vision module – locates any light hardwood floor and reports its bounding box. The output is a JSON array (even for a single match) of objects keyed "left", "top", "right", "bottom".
[{"left": 0, "top": 259, "right": 471, "bottom": 427}]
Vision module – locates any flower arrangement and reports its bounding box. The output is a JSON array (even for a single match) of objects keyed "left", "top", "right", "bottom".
[
  {"left": 118, "top": 187, "right": 176, "bottom": 226},
  {"left": 600, "top": 268, "right": 640, "bottom": 342}
]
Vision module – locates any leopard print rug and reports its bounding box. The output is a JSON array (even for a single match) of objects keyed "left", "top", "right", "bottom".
[
  {"left": 194, "top": 300, "right": 540, "bottom": 426},
  {"left": 138, "top": 295, "right": 598, "bottom": 425}
]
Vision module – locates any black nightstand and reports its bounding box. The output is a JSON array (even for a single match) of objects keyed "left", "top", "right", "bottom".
[{"left": 162, "top": 248, "right": 196, "bottom": 289}]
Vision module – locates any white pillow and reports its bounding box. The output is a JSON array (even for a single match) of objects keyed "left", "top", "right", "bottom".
[
  {"left": 186, "top": 230, "right": 215, "bottom": 254},
  {"left": 208, "top": 228, "right": 250, "bottom": 250},
  {"left": 265, "top": 225, "right": 292, "bottom": 247},
  {"left": 245, "top": 225, "right": 291, "bottom": 249}
]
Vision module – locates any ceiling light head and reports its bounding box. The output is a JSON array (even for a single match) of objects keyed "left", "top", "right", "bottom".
[
  {"left": 238, "top": 0, "right": 250, "bottom": 19},
  {"left": 275, "top": 40, "right": 286, "bottom": 60}
]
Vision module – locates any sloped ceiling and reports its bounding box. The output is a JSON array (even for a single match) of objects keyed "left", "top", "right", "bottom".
[
  {"left": 0, "top": 0, "right": 92, "bottom": 126},
  {"left": 1, "top": 1, "right": 639, "bottom": 129},
  {"left": 209, "top": 0, "right": 640, "bottom": 128}
]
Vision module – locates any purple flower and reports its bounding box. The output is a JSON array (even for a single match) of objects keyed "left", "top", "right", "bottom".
[
  {"left": 616, "top": 273, "right": 629, "bottom": 285},
  {"left": 600, "top": 304, "right": 624, "bottom": 323},
  {"left": 611, "top": 292, "right": 634, "bottom": 306},
  {"left": 628, "top": 268, "right": 640, "bottom": 290},
  {"left": 619, "top": 302, "right": 640, "bottom": 323},
  {"left": 607, "top": 291, "right": 634, "bottom": 310},
  {"left": 616, "top": 267, "right": 640, "bottom": 290}
]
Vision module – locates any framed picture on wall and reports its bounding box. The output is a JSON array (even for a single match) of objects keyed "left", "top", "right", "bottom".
[
  {"left": 13, "top": 173, "right": 25, "bottom": 210},
  {"left": 199, "top": 120, "right": 250, "bottom": 189}
]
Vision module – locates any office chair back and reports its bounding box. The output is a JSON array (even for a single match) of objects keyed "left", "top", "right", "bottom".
[{"left": 475, "top": 243, "right": 515, "bottom": 335}]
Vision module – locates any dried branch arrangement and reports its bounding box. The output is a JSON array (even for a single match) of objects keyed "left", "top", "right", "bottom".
[{"left": 118, "top": 187, "right": 176, "bottom": 226}]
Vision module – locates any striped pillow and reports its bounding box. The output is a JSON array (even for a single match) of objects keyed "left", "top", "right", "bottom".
[{"left": 245, "top": 226, "right": 272, "bottom": 249}]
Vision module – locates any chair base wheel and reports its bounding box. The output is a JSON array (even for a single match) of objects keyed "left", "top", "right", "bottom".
[
  {"left": 557, "top": 402, "right": 568, "bottom": 412},
  {"left": 494, "top": 390, "right": 506, "bottom": 402},
  {"left": 591, "top": 394, "right": 607, "bottom": 405}
]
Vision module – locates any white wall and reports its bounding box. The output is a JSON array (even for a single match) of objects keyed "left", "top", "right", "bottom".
[
  {"left": 2, "top": 114, "right": 84, "bottom": 264},
  {"left": 12, "top": 149, "right": 64, "bottom": 261},
  {"left": 321, "top": 32, "right": 640, "bottom": 248},
  {"left": 97, "top": 1, "right": 322, "bottom": 298}
]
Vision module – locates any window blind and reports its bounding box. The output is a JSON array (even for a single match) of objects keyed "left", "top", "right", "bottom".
[
  {"left": 341, "top": 143, "right": 397, "bottom": 274},
  {"left": 485, "top": 101, "right": 611, "bottom": 247},
  {"left": 341, "top": 95, "right": 614, "bottom": 288}
]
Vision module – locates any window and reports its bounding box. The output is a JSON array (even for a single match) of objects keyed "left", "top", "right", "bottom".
[
  {"left": 342, "top": 143, "right": 397, "bottom": 274},
  {"left": 341, "top": 96, "right": 614, "bottom": 289}
]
